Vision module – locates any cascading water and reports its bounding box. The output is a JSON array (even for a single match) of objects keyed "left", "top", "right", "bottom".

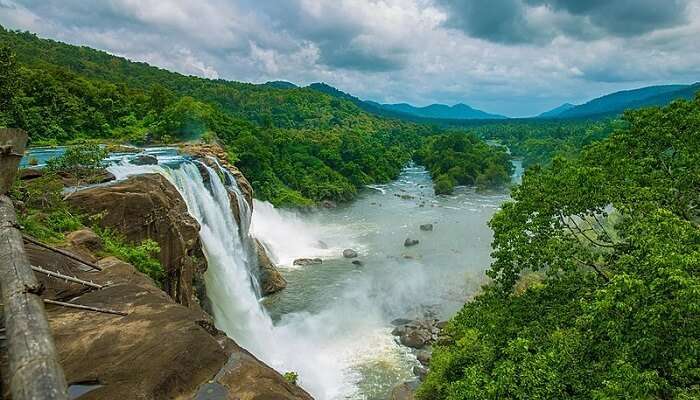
[{"left": 109, "top": 156, "right": 355, "bottom": 399}]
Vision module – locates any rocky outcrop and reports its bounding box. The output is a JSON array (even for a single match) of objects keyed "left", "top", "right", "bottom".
[
  {"left": 66, "top": 173, "right": 206, "bottom": 308},
  {"left": 293, "top": 258, "right": 323, "bottom": 266},
  {"left": 391, "top": 319, "right": 443, "bottom": 349},
  {"left": 404, "top": 238, "right": 420, "bottom": 247},
  {"left": 28, "top": 239, "right": 311, "bottom": 400},
  {"left": 255, "top": 239, "right": 287, "bottom": 296}
]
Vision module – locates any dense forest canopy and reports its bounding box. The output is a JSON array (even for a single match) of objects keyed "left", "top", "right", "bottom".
[{"left": 418, "top": 96, "right": 700, "bottom": 400}]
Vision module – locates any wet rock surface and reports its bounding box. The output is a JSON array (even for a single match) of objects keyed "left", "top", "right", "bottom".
[
  {"left": 66, "top": 173, "right": 206, "bottom": 308},
  {"left": 130, "top": 153, "right": 158, "bottom": 165},
  {"left": 419, "top": 223, "right": 433, "bottom": 231},
  {"left": 255, "top": 239, "right": 288, "bottom": 295},
  {"left": 389, "top": 381, "right": 419, "bottom": 400}
]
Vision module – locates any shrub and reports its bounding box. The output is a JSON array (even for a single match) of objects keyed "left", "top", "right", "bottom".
[{"left": 96, "top": 228, "right": 164, "bottom": 286}]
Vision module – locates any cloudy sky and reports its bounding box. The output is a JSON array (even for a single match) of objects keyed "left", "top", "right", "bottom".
[{"left": 1, "top": 0, "right": 699, "bottom": 116}]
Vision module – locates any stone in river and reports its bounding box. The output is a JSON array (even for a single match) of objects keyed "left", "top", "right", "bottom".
[
  {"left": 419, "top": 223, "right": 433, "bottom": 231},
  {"left": 293, "top": 258, "right": 323, "bottom": 266},
  {"left": 131, "top": 153, "right": 158, "bottom": 165},
  {"left": 351, "top": 260, "right": 363, "bottom": 266},
  {"left": 416, "top": 350, "right": 432, "bottom": 366},
  {"left": 404, "top": 238, "right": 419, "bottom": 247},
  {"left": 343, "top": 249, "right": 359, "bottom": 258}
]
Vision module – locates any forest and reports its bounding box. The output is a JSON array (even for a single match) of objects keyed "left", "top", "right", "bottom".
[
  {"left": 0, "top": 27, "right": 530, "bottom": 206},
  {"left": 417, "top": 95, "right": 700, "bottom": 400}
]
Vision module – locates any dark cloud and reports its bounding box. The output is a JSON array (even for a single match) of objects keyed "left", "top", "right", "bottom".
[{"left": 437, "top": 0, "right": 691, "bottom": 44}]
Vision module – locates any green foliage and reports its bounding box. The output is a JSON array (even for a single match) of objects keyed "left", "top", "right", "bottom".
[
  {"left": 96, "top": 227, "right": 164, "bottom": 286},
  {"left": 419, "top": 96, "right": 700, "bottom": 399},
  {"left": 11, "top": 174, "right": 82, "bottom": 242},
  {"left": 283, "top": 371, "right": 299, "bottom": 385},
  {"left": 415, "top": 133, "right": 513, "bottom": 193},
  {"left": 45, "top": 142, "right": 108, "bottom": 180}
]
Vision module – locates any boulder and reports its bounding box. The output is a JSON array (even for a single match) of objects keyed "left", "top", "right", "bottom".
[
  {"left": 293, "top": 258, "right": 323, "bottom": 266},
  {"left": 66, "top": 228, "right": 103, "bottom": 253},
  {"left": 343, "top": 249, "right": 359, "bottom": 258},
  {"left": 389, "top": 381, "right": 418, "bottom": 400},
  {"left": 255, "top": 239, "right": 287, "bottom": 295},
  {"left": 19, "top": 167, "right": 43, "bottom": 180},
  {"left": 404, "top": 238, "right": 419, "bottom": 247},
  {"left": 351, "top": 260, "right": 363, "bottom": 266},
  {"left": 130, "top": 153, "right": 158, "bottom": 165},
  {"left": 392, "top": 319, "right": 443, "bottom": 349},
  {"left": 419, "top": 224, "right": 433, "bottom": 231},
  {"left": 66, "top": 173, "right": 206, "bottom": 308}
]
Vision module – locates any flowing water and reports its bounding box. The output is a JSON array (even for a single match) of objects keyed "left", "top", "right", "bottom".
[{"left": 23, "top": 147, "right": 521, "bottom": 400}]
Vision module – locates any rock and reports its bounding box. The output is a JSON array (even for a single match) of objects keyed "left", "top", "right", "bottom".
[
  {"left": 393, "top": 319, "right": 442, "bottom": 349},
  {"left": 343, "top": 248, "right": 359, "bottom": 258},
  {"left": 105, "top": 144, "right": 139, "bottom": 153},
  {"left": 352, "top": 260, "right": 363, "bottom": 266},
  {"left": 130, "top": 153, "right": 158, "bottom": 165},
  {"left": 320, "top": 200, "right": 337, "bottom": 209},
  {"left": 419, "top": 223, "right": 433, "bottom": 231},
  {"left": 400, "top": 328, "right": 432, "bottom": 349},
  {"left": 31, "top": 241, "right": 311, "bottom": 400},
  {"left": 19, "top": 167, "right": 43, "bottom": 180},
  {"left": 67, "top": 173, "right": 206, "bottom": 308},
  {"left": 404, "top": 238, "right": 419, "bottom": 247},
  {"left": 317, "top": 240, "right": 329, "bottom": 249},
  {"left": 436, "top": 320, "right": 449, "bottom": 329},
  {"left": 416, "top": 350, "right": 432, "bottom": 366},
  {"left": 255, "top": 239, "right": 287, "bottom": 295},
  {"left": 58, "top": 168, "right": 116, "bottom": 186},
  {"left": 412, "top": 365, "right": 429, "bottom": 381},
  {"left": 389, "top": 381, "right": 419, "bottom": 400},
  {"left": 293, "top": 258, "right": 323, "bottom": 266},
  {"left": 66, "top": 228, "right": 103, "bottom": 253}
]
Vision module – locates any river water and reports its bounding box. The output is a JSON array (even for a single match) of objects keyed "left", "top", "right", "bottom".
[
  {"left": 251, "top": 163, "right": 522, "bottom": 399},
  {"left": 21, "top": 147, "right": 522, "bottom": 400}
]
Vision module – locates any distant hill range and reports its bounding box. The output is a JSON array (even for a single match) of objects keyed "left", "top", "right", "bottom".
[
  {"left": 305, "top": 82, "right": 506, "bottom": 120},
  {"left": 539, "top": 83, "right": 700, "bottom": 119}
]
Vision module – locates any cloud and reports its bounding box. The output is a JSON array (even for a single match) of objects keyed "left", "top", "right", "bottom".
[
  {"left": 1, "top": 0, "right": 699, "bottom": 117},
  {"left": 436, "top": 0, "right": 692, "bottom": 44}
]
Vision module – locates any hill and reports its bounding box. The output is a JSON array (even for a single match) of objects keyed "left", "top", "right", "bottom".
[
  {"left": 557, "top": 83, "right": 699, "bottom": 119},
  {"left": 378, "top": 102, "right": 506, "bottom": 120},
  {"left": 537, "top": 102, "right": 576, "bottom": 118}
]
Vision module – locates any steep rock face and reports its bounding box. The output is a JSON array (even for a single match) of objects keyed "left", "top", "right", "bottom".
[
  {"left": 29, "top": 241, "right": 312, "bottom": 400},
  {"left": 255, "top": 239, "right": 287, "bottom": 296},
  {"left": 66, "top": 173, "right": 206, "bottom": 308}
]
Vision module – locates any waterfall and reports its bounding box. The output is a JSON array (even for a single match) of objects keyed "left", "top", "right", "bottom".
[{"left": 109, "top": 157, "right": 352, "bottom": 399}]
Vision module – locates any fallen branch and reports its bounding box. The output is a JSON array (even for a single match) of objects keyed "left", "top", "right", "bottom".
[
  {"left": 31, "top": 265, "right": 104, "bottom": 290},
  {"left": 23, "top": 234, "right": 103, "bottom": 271},
  {"left": 43, "top": 299, "right": 128, "bottom": 316}
]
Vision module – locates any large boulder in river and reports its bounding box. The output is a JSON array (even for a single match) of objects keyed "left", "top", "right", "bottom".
[
  {"left": 28, "top": 241, "right": 312, "bottom": 400},
  {"left": 255, "top": 239, "right": 287, "bottom": 296},
  {"left": 404, "top": 238, "right": 420, "bottom": 247},
  {"left": 392, "top": 319, "right": 442, "bottom": 349},
  {"left": 343, "top": 249, "right": 359, "bottom": 258},
  {"left": 419, "top": 223, "right": 433, "bottom": 231},
  {"left": 66, "top": 173, "right": 206, "bottom": 308},
  {"left": 293, "top": 258, "right": 323, "bottom": 266}
]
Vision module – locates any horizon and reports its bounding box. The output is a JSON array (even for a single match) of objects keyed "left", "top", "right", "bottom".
[{"left": 1, "top": 0, "right": 699, "bottom": 117}]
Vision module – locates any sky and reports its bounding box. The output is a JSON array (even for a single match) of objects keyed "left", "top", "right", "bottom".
[{"left": 1, "top": 0, "right": 699, "bottom": 117}]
